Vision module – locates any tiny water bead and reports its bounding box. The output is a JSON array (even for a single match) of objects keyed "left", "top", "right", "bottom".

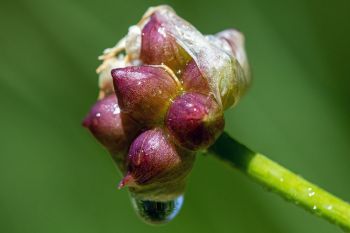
[{"left": 131, "top": 195, "right": 184, "bottom": 225}]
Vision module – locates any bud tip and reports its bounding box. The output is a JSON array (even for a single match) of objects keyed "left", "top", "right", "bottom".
[
  {"left": 82, "top": 115, "right": 91, "bottom": 128},
  {"left": 118, "top": 173, "right": 135, "bottom": 189}
]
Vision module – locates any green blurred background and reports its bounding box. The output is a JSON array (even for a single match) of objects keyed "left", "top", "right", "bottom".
[{"left": 1, "top": 0, "right": 349, "bottom": 232}]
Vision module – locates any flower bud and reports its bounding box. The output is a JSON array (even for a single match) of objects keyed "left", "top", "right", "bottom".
[
  {"left": 85, "top": 5, "right": 252, "bottom": 224},
  {"left": 82, "top": 95, "right": 140, "bottom": 165},
  {"left": 166, "top": 92, "right": 225, "bottom": 150},
  {"left": 119, "top": 128, "right": 195, "bottom": 199},
  {"left": 140, "top": 12, "right": 191, "bottom": 72},
  {"left": 112, "top": 65, "right": 180, "bottom": 125}
]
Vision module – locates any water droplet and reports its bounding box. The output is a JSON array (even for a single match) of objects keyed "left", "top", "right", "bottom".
[
  {"left": 312, "top": 205, "right": 317, "bottom": 210},
  {"left": 113, "top": 107, "right": 121, "bottom": 115},
  {"left": 307, "top": 187, "right": 315, "bottom": 197},
  {"left": 157, "top": 27, "right": 167, "bottom": 38},
  {"left": 326, "top": 205, "right": 333, "bottom": 210},
  {"left": 131, "top": 195, "right": 184, "bottom": 225},
  {"left": 96, "top": 112, "right": 101, "bottom": 117},
  {"left": 308, "top": 192, "right": 315, "bottom": 197}
]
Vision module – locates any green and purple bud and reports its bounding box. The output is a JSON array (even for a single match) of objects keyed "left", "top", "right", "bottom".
[
  {"left": 112, "top": 65, "right": 180, "bottom": 125},
  {"left": 166, "top": 93, "right": 225, "bottom": 150}
]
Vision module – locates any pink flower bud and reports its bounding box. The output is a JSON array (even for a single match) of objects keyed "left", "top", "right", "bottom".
[
  {"left": 140, "top": 12, "right": 191, "bottom": 72},
  {"left": 119, "top": 128, "right": 195, "bottom": 189},
  {"left": 112, "top": 65, "right": 180, "bottom": 125},
  {"left": 166, "top": 92, "right": 225, "bottom": 150},
  {"left": 82, "top": 95, "right": 140, "bottom": 158}
]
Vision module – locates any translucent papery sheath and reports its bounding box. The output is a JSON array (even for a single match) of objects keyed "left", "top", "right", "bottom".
[{"left": 138, "top": 5, "right": 250, "bottom": 109}]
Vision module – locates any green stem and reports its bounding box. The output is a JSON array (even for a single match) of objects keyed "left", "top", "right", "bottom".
[{"left": 208, "top": 132, "right": 350, "bottom": 232}]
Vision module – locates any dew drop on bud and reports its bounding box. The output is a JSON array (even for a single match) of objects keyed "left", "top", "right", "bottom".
[{"left": 131, "top": 195, "right": 184, "bottom": 225}]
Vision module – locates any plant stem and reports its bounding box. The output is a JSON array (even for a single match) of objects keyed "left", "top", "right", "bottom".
[{"left": 208, "top": 132, "right": 350, "bottom": 232}]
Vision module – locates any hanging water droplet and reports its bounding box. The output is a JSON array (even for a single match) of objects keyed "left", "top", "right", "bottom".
[
  {"left": 326, "top": 205, "right": 333, "bottom": 210},
  {"left": 131, "top": 195, "right": 184, "bottom": 225}
]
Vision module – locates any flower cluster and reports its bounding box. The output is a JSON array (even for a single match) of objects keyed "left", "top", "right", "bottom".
[{"left": 83, "top": 5, "right": 250, "bottom": 219}]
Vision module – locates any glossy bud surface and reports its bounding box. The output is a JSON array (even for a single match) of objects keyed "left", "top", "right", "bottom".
[{"left": 166, "top": 93, "right": 225, "bottom": 150}]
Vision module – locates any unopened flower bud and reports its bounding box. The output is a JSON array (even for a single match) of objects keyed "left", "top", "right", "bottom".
[
  {"left": 119, "top": 128, "right": 195, "bottom": 199},
  {"left": 82, "top": 95, "right": 140, "bottom": 165},
  {"left": 85, "top": 4, "right": 252, "bottom": 224},
  {"left": 112, "top": 65, "right": 181, "bottom": 125},
  {"left": 140, "top": 12, "right": 192, "bottom": 72},
  {"left": 166, "top": 92, "right": 225, "bottom": 150}
]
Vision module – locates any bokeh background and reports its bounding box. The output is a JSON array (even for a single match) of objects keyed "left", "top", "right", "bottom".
[{"left": 1, "top": 0, "right": 349, "bottom": 232}]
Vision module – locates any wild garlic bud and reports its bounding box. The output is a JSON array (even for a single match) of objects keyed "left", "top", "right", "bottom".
[{"left": 84, "top": 4, "right": 251, "bottom": 224}]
